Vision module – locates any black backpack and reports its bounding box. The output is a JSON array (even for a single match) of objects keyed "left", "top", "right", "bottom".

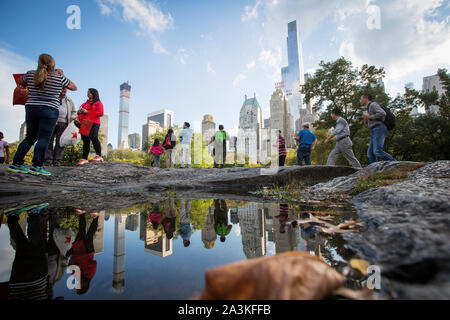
[{"left": 368, "top": 102, "right": 396, "bottom": 130}]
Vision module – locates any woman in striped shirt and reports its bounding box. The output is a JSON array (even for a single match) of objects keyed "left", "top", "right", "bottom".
[{"left": 8, "top": 53, "right": 77, "bottom": 176}]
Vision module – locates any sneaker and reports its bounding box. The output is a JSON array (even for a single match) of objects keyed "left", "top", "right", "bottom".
[
  {"left": 89, "top": 211, "right": 100, "bottom": 218},
  {"left": 75, "top": 208, "right": 86, "bottom": 215},
  {"left": 90, "top": 155, "right": 104, "bottom": 163},
  {"left": 3, "top": 206, "right": 27, "bottom": 217},
  {"left": 8, "top": 164, "right": 30, "bottom": 174},
  {"left": 76, "top": 159, "right": 89, "bottom": 166},
  {"left": 25, "top": 203, "right": 49, "bottom": 216},
  {"left": 29, "top": 166, "right": 52, "bottom": 176}
]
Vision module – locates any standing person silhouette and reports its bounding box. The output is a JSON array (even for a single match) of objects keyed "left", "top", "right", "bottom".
[{"left": 9, "top": 53, "right": 77, "bottom": 176}]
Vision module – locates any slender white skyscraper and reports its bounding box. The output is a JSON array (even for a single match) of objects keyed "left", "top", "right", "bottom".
[
  {"left": 118, "top": 82, "right": 131, "bottom": 149},
  {"left": 281, "top": 20, "right": 305, "bottom": 132}
]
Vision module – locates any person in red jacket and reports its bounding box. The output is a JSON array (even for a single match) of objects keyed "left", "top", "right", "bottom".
[
  {"left": 66, "top": 209, "right": 99, "bottom": 295},
  {"left": 76, "top": 88, "right": 104, "bottom": 166},
  {"left": 149, "top": 139, "right": 164, "bottom": 168}
]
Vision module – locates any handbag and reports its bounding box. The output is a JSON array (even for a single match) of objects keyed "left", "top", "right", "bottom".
[
  {"left": 12, "top": 74, "right": 28, "bottom": 106},
  {"left": 79, "top": 119, "right": 94, "bottom": 136}
]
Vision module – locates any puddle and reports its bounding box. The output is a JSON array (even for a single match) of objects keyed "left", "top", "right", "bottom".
[{"left": 0, "top": 197, "right": 365, "bottom": 300}]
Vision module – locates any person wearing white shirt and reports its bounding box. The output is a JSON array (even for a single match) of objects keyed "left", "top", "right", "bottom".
[{"left": 178, "top": 122, "right": 192, "bottom": 168}]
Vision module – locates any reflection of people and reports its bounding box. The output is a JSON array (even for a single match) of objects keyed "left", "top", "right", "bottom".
[
  {"left": 202, "top": 207, "right": 217, "bottom": 249},
  {"left": 162, "top": 198, "right": 176, "bottom": 239},
  {"left": 299, "top": 213, "right": 321, "bottom": 256},
  {"left": 179, "top": 199, "right": 192, "bottom": 247},
  {"left": 275, "top": 204, "right": 289, "bottom": 234},
  {"left": 6, "top": 203, "right": 50, "bottom": 300},
  {"left": 43, "top": 209, "right": 70, "bottom": 298},
  {"left": 213, "top": 200, "right": 231, "bottom": 242},
  {"left": 149, "top": 201, "right": 163, "bottom": 230},
  {"left": 66, "top": 210, "right": 99, "bottom": 295}
]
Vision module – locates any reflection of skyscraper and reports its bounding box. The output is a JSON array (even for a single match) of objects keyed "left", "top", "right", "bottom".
[
  {"left": 229, "top": 207, "right": 239, "bottom": 224},
  {"left": 118, "top": 82, "right": 131, "bottom": 149},
  {"left": 202, "top": 206, "right": 217, "bottom": 249},
  {"left": 125, "top": 213, "right": 139, "bottom": 231},
  {"left": 139, "top": 211, "right": 172, "bottom": 257},
  {"left": 238, "top": 203, "right": 266, "bottom": 258},
  {"left": 281, "top": 20, "right": 305, "bottom": 132},
  {"left": 113, "top": 214, "right": 126, "bottom": 292},
  {"left": 93, "top": 211, "right": 105, "bottom": 254}
]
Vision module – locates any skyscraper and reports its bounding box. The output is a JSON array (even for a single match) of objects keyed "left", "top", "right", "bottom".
[
  {"left": 202, "top": 114, "right": 216, "bottom": 154},
  {"left": 99, "top": 114, "right": 109, "bottom": 156},
  {"left": 128, "top": 133, "right": 141, "bottom": 150},
  {"left": 422, "top": 73, "right": 445, "bottom": 114},
  {"left": 147, "top": 109, "right": 174, "bottom": 129},
  {"left": 281, "top": 20, "right": 305, "bottom": 132},
  {"left": 238, "top": 94, "right": 263, "bottom": 163},
  {"left": 118, "top": 82, "right": 131, "bottom": 149},
  {"left": 269, "top": 88, "right": 294, "bottom": 148}
]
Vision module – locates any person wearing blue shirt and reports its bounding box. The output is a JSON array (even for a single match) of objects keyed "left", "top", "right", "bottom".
[{"left": 295, "top": 123, "right": 318, "bottom": 166}]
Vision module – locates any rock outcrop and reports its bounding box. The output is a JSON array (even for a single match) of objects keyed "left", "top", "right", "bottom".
[{"left": 340, "top": 161, "right": 450, "bottom": 299}]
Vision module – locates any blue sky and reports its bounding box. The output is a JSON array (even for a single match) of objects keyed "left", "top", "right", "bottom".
[{"left": 1, "top": 0, "right": 449, "bottom": 146}]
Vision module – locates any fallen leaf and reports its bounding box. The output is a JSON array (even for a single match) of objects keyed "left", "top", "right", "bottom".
[
  {"left": 196, "top": 251, "right": 344, "bottom": 300},
  {"left": 350, "top": 259, "right": 370, "bottom": 275}
]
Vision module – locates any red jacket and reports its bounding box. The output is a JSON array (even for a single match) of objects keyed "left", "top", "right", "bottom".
[
  {"left": 68, "top": 240, "right": 97, "bottom": 280},
  {"left": 78, "top": 100, "right": 104, "bottom": 125},
  {"left": 150, "top": 145, "right": 164, "bottom": 155}
]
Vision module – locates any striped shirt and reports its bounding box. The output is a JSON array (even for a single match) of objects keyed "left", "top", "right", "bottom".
[
  {"left": 279, "top": 136, "right": 287, "bottom": 156},
  {"left": 22, "top": 70, "right": 70, "bottom": 109},
  {"left": 10, "top": 274, "right": 49, "bottom": 300}
]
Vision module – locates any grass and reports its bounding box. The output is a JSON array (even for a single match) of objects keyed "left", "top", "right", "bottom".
[
  {"left": 350, "top": 162, "right": 426, "bottom": 195},
  {"left": 255, "top": 182, "right": 305, "bottom": 204}
]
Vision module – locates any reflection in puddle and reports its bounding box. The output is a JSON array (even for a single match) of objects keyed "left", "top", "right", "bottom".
[{"left": 0, "top": 198, "right": 361, "bottom": 300}]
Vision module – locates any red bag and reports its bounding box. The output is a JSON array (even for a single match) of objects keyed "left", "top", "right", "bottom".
[
  {"left": 79, "top": 119, "right": 94, "bottom": 136},
  {"left": 13, "top": 74, "right": 28, "bottom": 106},
  {"left": 163, "top": 135, "right": 172, "bottom": 149}
]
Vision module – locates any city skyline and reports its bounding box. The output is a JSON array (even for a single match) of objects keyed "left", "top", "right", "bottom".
[{"left": 1, "top": 0, "right": 448, "bottom": 146}]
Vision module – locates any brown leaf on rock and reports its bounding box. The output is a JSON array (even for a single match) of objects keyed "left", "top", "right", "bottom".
[{"left": 196, "top": 251, "right": 344, "bottom": 300}]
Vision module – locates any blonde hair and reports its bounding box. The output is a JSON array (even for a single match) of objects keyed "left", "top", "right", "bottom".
[{"left": 34, "top": 54, "right": 55, "bottom": 91}]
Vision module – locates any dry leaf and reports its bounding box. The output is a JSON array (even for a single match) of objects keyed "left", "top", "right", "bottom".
[
  {"left": 196, "top": 251, "right": 344, "bottom": 300},
  {"left": 350, "top": 259, "right": 370, "bottom": 275}
]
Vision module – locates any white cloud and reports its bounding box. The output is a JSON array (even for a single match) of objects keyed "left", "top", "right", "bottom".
[
  {"left": 207, "top": 62, "right": 216, "bottom": 75},
  {"left": 241, "top": 0, "right": 262, "bottom": 22},
  {"left": 95, "top": 0, "right": 174, "bottom": 54},
  {"left": 233, "top": 73, "right": 247, "bottom": 87},
  {"left": 177, "top": 48, "right": 189, "bottom": 64},
  {"left": 0, "top": 48, "right": 35, "bottom": 142},
  {"left": 258, "top": 47, "right": 282, "bottom": 81},
  {"left": 334, "top": 0, "right": 450, "bottom": 95}
]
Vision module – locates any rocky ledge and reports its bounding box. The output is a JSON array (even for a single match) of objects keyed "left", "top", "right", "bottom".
[
  {"left": 311, "top": 160, "right": 450, "bottom": 299},
  {"left": 0, "top": 163, "right": 357, "bottom": 209}
]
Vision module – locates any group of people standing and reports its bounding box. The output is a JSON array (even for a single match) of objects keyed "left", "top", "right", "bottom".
[
  {"left": 277, "top": 93, "right": 396, "bottom": 168},
  {"left": 148, "top": 122, "right": 230, "bottom": 169},
  {"left": 7, "top": 53, "right": 104, "bottom": 176}
]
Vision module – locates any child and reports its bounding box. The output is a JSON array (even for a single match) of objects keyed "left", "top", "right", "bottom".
[{"left": 150, "top": 139, "right": 164, "bottom": 168}]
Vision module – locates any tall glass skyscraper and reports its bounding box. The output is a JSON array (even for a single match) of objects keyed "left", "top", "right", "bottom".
[
  {"left": 281, "top": 20, "right": 305, "bottom": 132},
  {"left": 118, "top": 82, "right": 131, "bottom": 149}
]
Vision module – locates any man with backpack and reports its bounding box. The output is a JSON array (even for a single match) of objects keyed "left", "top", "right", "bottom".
[
  {"left": 361, "top": 93, "right": 397, "bottom": 164},
  {"left": 210, "top": 125, "right": 230, "bottom": 168},
  {"left": 163, "top": 128, "right": 176, "bottom": 168}
]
